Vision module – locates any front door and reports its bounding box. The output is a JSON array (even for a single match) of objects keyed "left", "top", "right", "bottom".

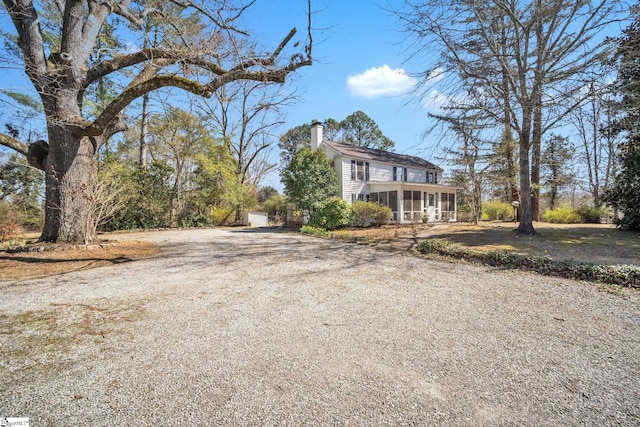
[{"left": 425, "top": 192, "right": 437, "bottom": 222}]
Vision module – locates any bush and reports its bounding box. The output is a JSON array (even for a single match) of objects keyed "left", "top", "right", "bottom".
[
  {"left": 210, "top": 206, "right": 235, "bottom": 226},
  {"left": 576, "top": 205, "right": 605, "bottom": 224},
  {"left": 482, "top": 200, "right": 514, "bottom": 221},
  {"left": 542, "top": 207, "right": 582, "bottom": 224},
  {"left": 352, "top": 201, "right": 392, "bottom": 227},
  {"left": 308, "top": 197, "right": 353, "bottom": 230},
  {"left": 301, "top": 225, "right": 330, "bottom": 237},
  {"left": 0, "top": 223, "right": 23, "bottom": 242}
]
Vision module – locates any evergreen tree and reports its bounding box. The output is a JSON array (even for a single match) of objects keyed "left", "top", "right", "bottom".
[
  {"left": 606, "top": 4, "right": 640, "bottom": 230},
  {"left": 281, "top": 147, "right": 338, "bottom": 213}
]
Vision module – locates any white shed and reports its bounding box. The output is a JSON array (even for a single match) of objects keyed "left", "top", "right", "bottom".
[{"left": 241, "top": 211, "right": 269, "bottom": 227}]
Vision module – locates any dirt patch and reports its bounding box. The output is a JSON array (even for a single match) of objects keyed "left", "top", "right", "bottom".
[{"left": 0, "top": 240, "right": 160, "bottom": 281}]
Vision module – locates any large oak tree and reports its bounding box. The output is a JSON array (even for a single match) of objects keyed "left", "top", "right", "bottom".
[{"left": 0, "top": 0, "right": 312, "bottom": 242}]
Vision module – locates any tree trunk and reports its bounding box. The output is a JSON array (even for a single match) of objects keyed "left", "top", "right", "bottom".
[
  {"left": 139, "top": 93, "right": 149, "bottom": 169},
  {"left": 40, "top": 126, "right": 96, "bottom": 243},
  {"left": 516, "top": 143, "right": 536, "bottom": 235}
]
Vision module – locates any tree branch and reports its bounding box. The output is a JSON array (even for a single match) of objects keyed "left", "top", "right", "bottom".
[
  {"left": 0, "top": 132, "right": 29, "bottom": 156},
  {"left": 83, "top": 48, "right": 227, "bottom": 90},
  {"left": 2, "top": 0, "right": 48, "bottom": 91},
  {"left": 0, "top": 133, "right": 48, "bottom": 170}
]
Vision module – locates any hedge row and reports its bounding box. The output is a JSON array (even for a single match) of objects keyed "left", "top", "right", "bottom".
[{"left": 417, "top": 238, "right": 640, "bottom": 288}]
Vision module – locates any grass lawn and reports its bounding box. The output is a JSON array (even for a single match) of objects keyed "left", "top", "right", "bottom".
[
  {"left": 341, "top": 222, "right": 639, "bottom": 266},
  {"left": 424, "top": 222, "right": 640, "bottom": 266}
]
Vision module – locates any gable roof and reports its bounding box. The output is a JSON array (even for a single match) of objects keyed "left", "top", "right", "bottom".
[{"left": 323, "top": 140, "right": 443, "bottom": 171}]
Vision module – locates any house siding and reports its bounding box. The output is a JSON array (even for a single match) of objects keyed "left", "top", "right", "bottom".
[
  {"left": 341, "top": 158, "right": 367, "bottom": 202},
  {"left": 368, "top": 161, "right": 391, "bottom": 181}
]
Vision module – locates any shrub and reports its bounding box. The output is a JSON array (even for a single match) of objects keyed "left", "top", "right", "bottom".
[
  {"left": 0, "top": 223, "right": 23, "bottom": 242},
  {"left": 308, "top": 197, "right": 353, "bottom": 230},
  {"left": 210, "top": 206, "right": 235, "bottom": 226},
  {"left": 576, "top": 205, "right": 606, "bottom": 224},
  {"left": 352, "top": 201, "right": 392, "bottom": 227},
  {"left": 300, "top": 225, "right": 330, "bottom": 237},
  {"left": 542, "top": 207, "right": 582, "bottom": 224},
  {"left": 482, "top": 200, "right": 514, "bottom": 221}
]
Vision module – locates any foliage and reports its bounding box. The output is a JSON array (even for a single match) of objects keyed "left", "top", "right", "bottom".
[
  {"left": 541, "top": 135, "right": 576, "bottom": 210},
  {"left": 455, "top": 205, "right": 473, "bottom": 223},
  {"left": 257, "top": 186, "right": 279, "bottom": 203},
  {"left": 605, "top": 138, "right": 640, "bottom": 230},
  {"left": 201, "top": 80, "right": 288, "bottom": 187},
  {"left": 106, "top": 161, "right": 174, "bottom": 230},
  {"left": 261, "top": 193, "right": 287, "bottom": 223},
  {"left": 339, "top": 111, "right": 395, "bottom": 150},
  {"left": 352, "top": 201, "right": 392, "bottom": 227},
  {"left": 606, "top": 6, "right": 640, "bottom": 231},
  {"left": 300, "top": 225, "right": 330, "bottom": 237},
  {"left": 279, "top": 123, "right": 311, "bottom": 165},
  {"left": 0, "top": 222, "right": 22, "bottom": 242},
  {"left": 0, "top": 154, "right": 44, "bottom": 230},
  {"left": 481, "top": 201, "right": 514, "bottom": 222},
  {"left": 308, "top": 197, "right": 353, "bottom": 230},
  {"left": 576, "top": 205, "right": 606, "bottom": 224},
  {"left": 417, "top": 239, "right": 640, "bottom": 288},
  {"left": 210, "top": 206, "right": 236, "bottom": 226},
  {"left": 281, "top": 147, "right": 338, "bottom": 212},
  {"left": 278, "top": 111, "right": 395, "bottom": 164},
  {"left": 542, "top": 208, "right": 582, "bottom": 224}
]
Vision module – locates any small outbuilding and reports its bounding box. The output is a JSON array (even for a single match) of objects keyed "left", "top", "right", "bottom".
[{"left": 241, "top": 211, "right": 269, "bottom": 227}]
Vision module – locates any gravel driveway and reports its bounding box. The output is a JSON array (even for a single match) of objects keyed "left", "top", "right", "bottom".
[{"left": 1, "top": 228, "right": 638, "bottom": 425}]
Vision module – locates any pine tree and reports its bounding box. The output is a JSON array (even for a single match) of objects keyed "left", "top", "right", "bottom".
[{"left": 606, "top": 4, "right": 640, "bottom": 231}]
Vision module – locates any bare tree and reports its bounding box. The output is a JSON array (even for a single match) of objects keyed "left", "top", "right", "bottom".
[
  {"left": 0, "top": 0, "right": 313, "bottom": 242},
  {"left": 570, "top": 81, "right": 620, "bottom": 208},
  {"left": 397, "top": 0, "right": 626, "bottom": 234},
  {"left": 199, "top": 81, "right": 296, "bottom": 187}
]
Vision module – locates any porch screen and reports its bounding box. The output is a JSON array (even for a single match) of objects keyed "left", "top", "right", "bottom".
[{"left": 441, "top": 193, "right": 456, "bottom": 211}]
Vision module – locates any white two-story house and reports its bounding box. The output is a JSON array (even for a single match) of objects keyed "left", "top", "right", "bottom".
[{"left": 311, "top": 122, "right": 458, "bottom": 223}]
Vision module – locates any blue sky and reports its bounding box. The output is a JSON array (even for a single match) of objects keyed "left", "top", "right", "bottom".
[
  {"left": 241, "top": 0, "right": 444, "bottom": 188},
  {"left": 244, "top": 1, "right": 440, "bottom": 151}
]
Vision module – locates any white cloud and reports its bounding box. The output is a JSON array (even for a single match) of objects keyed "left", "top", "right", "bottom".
[
  {"left": 347, "top": 65, "right": 417, "bottom": 99},
  {"left": 422, "top": 90, "right": 449, "bottom": 112}
]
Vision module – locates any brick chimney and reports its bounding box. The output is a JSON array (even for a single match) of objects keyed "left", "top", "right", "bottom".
[{"left": 310, "top": 121, "right": 323, "bottom": 150}]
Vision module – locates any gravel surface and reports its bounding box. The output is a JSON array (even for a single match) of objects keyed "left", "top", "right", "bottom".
[{"left": 1, "top": 228, "right": 638, "bottom": 426}]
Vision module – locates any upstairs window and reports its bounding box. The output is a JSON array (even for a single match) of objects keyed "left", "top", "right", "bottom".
[
  {"left": 351, "top": 160, "right": 369, "bottom": 181},
  {"left": 393, "top": 166, "right": 407, "bottom": 182}
]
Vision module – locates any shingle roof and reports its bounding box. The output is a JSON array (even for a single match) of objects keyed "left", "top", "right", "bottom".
[{"left": 323, "top": 140, "right": 443, "bottom": 171}]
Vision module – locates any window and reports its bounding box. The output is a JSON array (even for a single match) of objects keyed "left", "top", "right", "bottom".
[
  {"left": 388, "top": 191, "right": 398, "bottom": 211},
  {"left": 428, "top": 172, "right": 434, "bottom": 183},
  {"left": 393, "top": 167, "right": 407, "bottom": 182},
  {"left": 351, "top": 160, "right": 368, "bottom": 181},
  {"left": 441, "top": 193, "right": 456, "bottom": 212}
]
